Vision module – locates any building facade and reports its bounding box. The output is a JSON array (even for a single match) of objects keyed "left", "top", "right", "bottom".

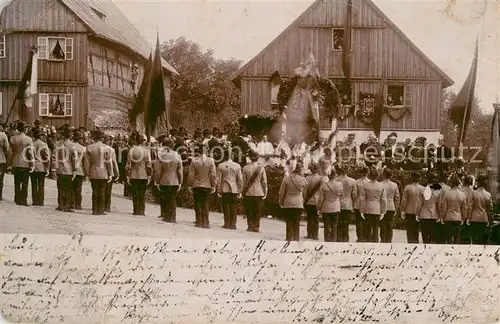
[
  {"left": 0, "top": 0, "right": 177, "bottom": 133},
  {"left": 231, "top": 0, "right": 454, "bottom": 144}
]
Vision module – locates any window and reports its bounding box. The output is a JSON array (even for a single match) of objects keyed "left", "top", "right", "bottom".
[
  {"left": 39, "top": 93, "right": 73, "bottom": 117},
  {"left": 0, "top": 35, "right": 5, "bottom": 58},
  {"left": 335, "top": 81, "right": 353, "bottom": 106},
  {"left": 38, "top": 37, "right": 73, "bottom": 61},
  {"left": 270, "top": 71, "right": 281, "bottom": 106},
  {"left": 332, "top": 29, "right": 344, "bottom": 50},
  {"left": 385, "top": 85, "right": 413, "bottom": 107}
]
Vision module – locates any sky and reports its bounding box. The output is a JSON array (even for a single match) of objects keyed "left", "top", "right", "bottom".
[{"left": 111, "top": 0, "right": 500, "bottom": 113}]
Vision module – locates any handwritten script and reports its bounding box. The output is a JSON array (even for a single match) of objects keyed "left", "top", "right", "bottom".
[{"left": 1, "top": 234, "right": 499, "bottom": 323}]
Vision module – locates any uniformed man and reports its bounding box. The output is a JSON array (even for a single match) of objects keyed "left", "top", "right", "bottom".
[
  {"left": 379, "top": 168, "right": 400, "bottom": 243},
  {"left": 9, "top": 121, "right": 34, "bottom": 206},
  {"left": 401, "top": 171, "right": 424, "bottom": 243},
  {"left": 0, "top": 122, "right": 11, "bottom": 201},
  {"left": 188, "top": 143, "right": 217, "bottom": 228},
  {"left": 217, "top": 147, "right": 243, "bottom": 229},
  {"left": 72, "top": 132, "right": 86, "bottom": 210},
  {"left": 353, "top": 165, "right": 369, "bottom": 242},
  {"left": 242, "top": 150, "right": 268, "bottom": 232},
  {"left": 53, "top": 127, "right": 76, "bottom": 212},
  {"left": 31, "top": 129, "right": 50, "bottom": 206},
  {"left": 303, "top": 163, "right": 324, "bottom": 240},
  {"left": 337, "top": 164, "right": 357, "bottom": 242},
  {"left": 84, "top": 129, "right": 113, "bottom": 215},
  {"left": 126, "top": 133, "right": 152, "bottom": 216},
  {"left": 154, "top": 137, "right": 183, "bottom": 223},
  {"left": 104, "top": 135, "right": 119, "bottom": 212}
]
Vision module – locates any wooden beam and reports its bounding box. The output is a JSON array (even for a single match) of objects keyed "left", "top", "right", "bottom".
[
  {"left": 298, "top": 24, "right": 386, "bottom": 29},
  {"left": 240, "top": 76, "right": 441, "bottom": 83},
  {"left": 0, "top": 80, "right": 87, "bottom": 86}
]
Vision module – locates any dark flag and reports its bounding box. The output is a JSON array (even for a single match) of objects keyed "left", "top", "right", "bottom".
[
  {"left": 339, "top": 0, "right": 353, "bottom": 108},
  {"left": 450, "top": 37, "right": 479, "bottom": 147},
  {"left": 489, "top": 102, "right": 500, "bottom": 205},
  {"left": 129, "top": 53, "right": 152, "bottom": 125},
  {"left": 6, "top": 46, "right": 38, "bottom": 123},
  {"left": 144, "top": 32, "right": 168, "bottom": 140}
]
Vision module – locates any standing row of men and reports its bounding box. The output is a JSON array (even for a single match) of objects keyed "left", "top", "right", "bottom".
[
  {"left": 0, "top": 122, "right": 119, "bottom": 215},
  {"left": 153, "top": 137, "right": 268, "bottom": 231}
]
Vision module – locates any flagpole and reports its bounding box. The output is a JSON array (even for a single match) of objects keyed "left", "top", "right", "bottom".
[
  {"left": 4, "top": 98, "right": 19, "bottom": 125},
  {"left": 457, "top": 36, "right": 478, "bottom": 154}
]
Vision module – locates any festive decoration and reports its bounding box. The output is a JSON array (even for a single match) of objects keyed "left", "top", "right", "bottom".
[
  {"left": 276, "top": 75, "right": 341, "bottom": 120},
  {"left": 238, "top": 110, "right": 280, "bottom": 139},
  {"left": 356, "top": 92, "right": 376, "bottom": 125},
  {"left": 385, "top": 106, "right": 411, "bottom": 122}
]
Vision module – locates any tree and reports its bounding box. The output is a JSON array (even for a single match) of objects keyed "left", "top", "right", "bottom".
[
  {"left": 441, "top": 89, "right": 493, "bottom": 168},
  {"left": 160, "top": 37, "right": 242, "bottom": 131}
]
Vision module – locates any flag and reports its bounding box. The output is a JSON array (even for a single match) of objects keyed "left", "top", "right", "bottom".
[
  {"left": 16, "top": 46, "right": 38, "bottom": 109},
  {"left": 339, "top": 0, "right": 353, "bottom": 108},
  {"left": 144, "top": 32, "right": 168, "bottom": 140},
  {"left": 489, "top": 103, "right": 500, "bottom": 205},
  {"left": 129, "top": 53, "right": 152, "bottom": 125},
  {"left": 450, "top": 37, "right": 479, "bottom": 147}
]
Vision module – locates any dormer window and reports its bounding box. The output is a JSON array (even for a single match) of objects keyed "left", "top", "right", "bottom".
[{"left": 91, "top": 7, "right": 106, "bottom": 20}]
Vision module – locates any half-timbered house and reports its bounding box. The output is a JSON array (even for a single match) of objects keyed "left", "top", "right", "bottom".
[
  {"left": 0, "top": 0, "right": 177, "bottom": 133},
  {"left": 231, "top": 0, "right": 454, "bottom": 144}
]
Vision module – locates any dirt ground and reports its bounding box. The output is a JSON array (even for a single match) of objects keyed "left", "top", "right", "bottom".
[{"left": 0, "top": 174, "right": 408, "bottom": 243}]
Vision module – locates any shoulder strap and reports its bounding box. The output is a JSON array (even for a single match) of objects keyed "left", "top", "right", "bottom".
[
  {"left": 289, "top": 174, "right": 302, "bottom": 192},
  {"left": 304, "top": 178, "right": 323, "bottom": 203},
  {"left": 243, "top": 166, "right": 262, "bottom": 196}
]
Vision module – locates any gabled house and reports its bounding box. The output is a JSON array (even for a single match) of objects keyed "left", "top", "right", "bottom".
[
  {"left": 0, "top": 0, "right": 177, "bottom": 133},
  {"left": 231, "top": 0, "right": 453, "bottom": 143}
]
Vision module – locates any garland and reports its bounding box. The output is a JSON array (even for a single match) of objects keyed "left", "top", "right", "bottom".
[
  {"left": 355, "top": 92, "right": 376, "bottom": 125},
  {"left": 276, "top": 76, "right": 298, "bottom": 112},
  {"left": 384, "top": 106, "right": 411, "bottom": 122}
]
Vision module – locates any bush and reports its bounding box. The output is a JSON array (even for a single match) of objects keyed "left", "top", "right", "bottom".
[{"left": 147, "top": 165, "right": 429, "bottom": 230}]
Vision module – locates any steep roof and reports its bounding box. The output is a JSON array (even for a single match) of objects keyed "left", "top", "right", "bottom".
[
  {"left": 231, "top": 0, "right": 453, "bottom": 88},
  {"left": 60, "top": 0, "right": 178, "bottom": 75}
]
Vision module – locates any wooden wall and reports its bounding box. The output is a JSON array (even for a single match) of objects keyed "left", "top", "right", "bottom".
[
  {"left": 0, "top": 32, "right": 88, "bottom": 82},
  {"left": 0, "top": 0, "right": 88, "bottom": 33},
  {"left": 87, "top": 39, "right": 172, "bottom": 130},
  {"left": 87, "top": 39, "right": 143, "bottom": 97},
  {"left": 239, "top": 79, "right": 442, "bottom": 131},
  {"left": 236, "top": 0, "right": 449, "bottom": 132},
  {"left": 0, "top": 84, "right": 87, "bottom": 127},
  {"left": 237, "top": 0, "right": 443, "bottom": 80}
]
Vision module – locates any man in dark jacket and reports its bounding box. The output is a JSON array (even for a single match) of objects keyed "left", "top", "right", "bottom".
[{"left": 231, "top": 131, "right": 249, "bottom": 167}]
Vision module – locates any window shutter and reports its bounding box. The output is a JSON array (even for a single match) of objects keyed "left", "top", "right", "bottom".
[
  {"left": 404, "top": 85, "right": 412, "bottom": 107},
  {"left": 64, "top": 94, "right": 73, "bottom": 116},
  {"left": 384, "top": 85, "right": 388, "bottom": 105},
  {"left": 0, "top": 92, "right": 3, "bottom": 115},
  {"left": 0, "top": 35, "right": 5, "bottom": 58},
  {"left": 39, "top": 93, "right": 49, "bottom": 116},
  {"left": 65, "top": 38, "right": 73, "bottom": 60},
  {"left": 37, "top": 37, "right": 48, "bottom": 60}
]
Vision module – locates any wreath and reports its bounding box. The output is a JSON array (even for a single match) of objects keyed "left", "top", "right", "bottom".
[
  {"left": 384, "top": 106, "right": 411, "bottom": 122},
  {"left": 356, "top": 92, "right": 376, "bottom": 125},
  {"left": 276, "top": 75, "right": 341, "bottom": 121}
]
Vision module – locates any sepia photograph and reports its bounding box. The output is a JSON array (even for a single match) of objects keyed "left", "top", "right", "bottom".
[{"left": 0, "top": 0, "right": 499, "bottom": 323}]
